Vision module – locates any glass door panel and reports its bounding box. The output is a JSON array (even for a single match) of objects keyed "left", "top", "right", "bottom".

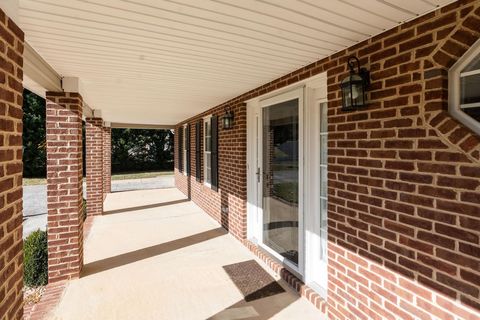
[{"left": 262, "top": 98, "right": 300, "bottom": 265}]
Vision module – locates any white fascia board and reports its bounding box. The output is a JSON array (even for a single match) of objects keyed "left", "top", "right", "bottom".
[
  {"left": 23, "top": 42, "right": 62, "bottom": 94},
  {"left": 23, "top": 74, "right": 47, "bottom": 98},
  {"left": 62, "top": 77, "right": 85, "bottom": 95},
  {"left": 23, "top": 43, "right": 97, "bottom": 121},
  {"left": 92, "top": 109, "right": 102, "bottom": 118},
  {"left": 82, "top": 101, "right": 93, "bottom": 119},
  {"left": 63, "top": 76, "right": 94, "bottom": 114}
]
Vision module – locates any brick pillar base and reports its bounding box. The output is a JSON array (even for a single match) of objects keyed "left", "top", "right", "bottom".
[
  {"left": 0, "top": 8, "right": 24, "bottom": 319},
  {"left": 86, "top": 117, "right": 104, "bottom": 215},
  {"left": 46, "top": 92, "right": 84, "bottom": 283},
  {"left": 102, "top": 125, "right": 111, "bottom": 195}
]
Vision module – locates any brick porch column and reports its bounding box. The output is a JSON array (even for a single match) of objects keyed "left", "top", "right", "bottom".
[
  {"left": 0, "top": 9, "right": 24, "bottom": 319},
  {"left": 102, "top": 124, "right": 111, "bottom": 195},
  {"left": 46, "top": 92, "right": 84, "bottom": 283},
  {"left": 86, "top": 117, "right": 104, "bottom": 215}
]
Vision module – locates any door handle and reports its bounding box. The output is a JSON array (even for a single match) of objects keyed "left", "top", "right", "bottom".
[{"left": 256, "top": 167, "right": 261, "bottom": 183}]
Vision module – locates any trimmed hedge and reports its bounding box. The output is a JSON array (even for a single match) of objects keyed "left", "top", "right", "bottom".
[{"left": 24, "top": 230, "right": 48, "bottom": 287}]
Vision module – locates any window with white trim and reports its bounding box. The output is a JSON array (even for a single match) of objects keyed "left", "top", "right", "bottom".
[
  {"left": 204, "top": 117, "right": 212, "bottom": 186},
  {"left": 319, "top": 101, "right": 328, "bottom": 269},
  {"left": 182, "top": 124, "right": 187, "bottom": 175},
  {"left": 449, "top": 39, "right": 480, "bottom": 136}
]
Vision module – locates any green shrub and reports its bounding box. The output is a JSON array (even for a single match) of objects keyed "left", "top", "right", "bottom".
[{"left": 24, "top": 230, "right": 48, "bottom": 287}]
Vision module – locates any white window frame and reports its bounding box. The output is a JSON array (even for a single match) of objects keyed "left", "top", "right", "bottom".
[
  {"left": 182, "top": 124, "right": 188, "bottom": 176},
  {"left": 203, "top": 116, "right": 212, "bottom": 188},
  {"left": 449, "top": 38, "right": 480, "bottom": 136}
]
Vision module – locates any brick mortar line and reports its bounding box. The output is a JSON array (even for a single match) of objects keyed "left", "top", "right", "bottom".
[{"left": 428, "top": 2, "right": 480, "bottom": 69}]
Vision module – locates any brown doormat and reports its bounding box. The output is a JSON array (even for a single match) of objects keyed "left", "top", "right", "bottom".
[{"left": 223, "top": 260, "right": 285, "bottom": 302}]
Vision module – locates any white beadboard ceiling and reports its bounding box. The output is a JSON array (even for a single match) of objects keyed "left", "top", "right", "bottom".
[{"left": 17, "top": 0, "right": 454, "bottom": 125}]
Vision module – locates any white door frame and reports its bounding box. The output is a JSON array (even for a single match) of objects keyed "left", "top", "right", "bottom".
[
  {"left": 246, "top": 72, "right": 328, "bottom": 292},
  {"left": 257, "top": 87, "right": 305, "bottom": 276},
  {"left": 304, "top": 80, "right": 328, "bottom": 297}
]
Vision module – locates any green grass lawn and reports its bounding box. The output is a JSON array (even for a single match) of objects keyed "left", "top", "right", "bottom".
[
  {"left": 111, "top": 171, "right": 173, "bottom": 181},
  {"left": 23, "top": 171, "right": 174, "bottom": 186},
  {"left": 23, "top": 178, "right": 47, "bottom": 186}
]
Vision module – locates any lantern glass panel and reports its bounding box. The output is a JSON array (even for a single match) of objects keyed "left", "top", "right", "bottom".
[
  {"left": 342, "top": 87, "right": 351, "bottom": 109},
  {"left": 352, "top": 82, "right": 364, "bottom": 107},
  {"left": 223, "top": 113, "right": 233, "bottom": 129},
  {"left": 341, "top": 73, "right": 365, "bottom": 110}
]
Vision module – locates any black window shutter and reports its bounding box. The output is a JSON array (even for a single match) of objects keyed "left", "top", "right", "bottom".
[
  {"left": 195, "top": 121, "right": 201, "bottom": 181},
  {"left": 211, "top": 115, "right": 219, "bottom": 191},
  {"left": 186, "top": 124, "right": 191, "bottom": 176},
  {"left": 178, "top": 126, "right": 183, "bottom": 172}
]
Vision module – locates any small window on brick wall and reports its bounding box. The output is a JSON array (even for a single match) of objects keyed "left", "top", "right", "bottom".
[
  {"left": 204, "top": 117, "right": 212, "bottom": 186},
  {"left": 183, "top": 124, "right": 188, "bottom": 175},
  {"left": 449, "top": 39, "right": 480, "bottom": 136}
]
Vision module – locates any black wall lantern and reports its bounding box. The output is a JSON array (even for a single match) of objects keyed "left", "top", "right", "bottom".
[
  {"left": 222, "top": 109, "right": 234, "bottom": 129},
  {"left": 340, "top": 56, "right": 370, "bottom": 111}
]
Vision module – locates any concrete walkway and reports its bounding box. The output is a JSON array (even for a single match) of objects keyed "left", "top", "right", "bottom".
[
  {"left": 46, "top": 188, "right": 324, "bottom": 320},
  {"left": 22, "top": 175, "right": 175, "bottom": 238}
]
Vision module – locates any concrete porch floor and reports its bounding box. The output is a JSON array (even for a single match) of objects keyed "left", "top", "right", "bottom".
[{"left": 47, "top": 188, "right": 324, "bottom": 320}]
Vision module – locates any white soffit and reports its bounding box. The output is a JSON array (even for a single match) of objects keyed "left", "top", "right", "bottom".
[{"left": 17, "top": 0, "right": 455, "bottom": 125}]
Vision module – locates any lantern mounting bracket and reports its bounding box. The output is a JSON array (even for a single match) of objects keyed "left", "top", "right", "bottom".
[{"left": 347, "top": 56, "right": 370, "bottom": 87}]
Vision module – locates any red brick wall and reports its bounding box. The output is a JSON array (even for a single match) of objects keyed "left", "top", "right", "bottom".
[
  {"left": 46, "top": 92, "right": 84, "bottom": 284},
  {"left": 175, "top": 103, "right": 247, "bottom": 240},
  {"left": 86, "top": 117, "right": 104, "bottom": 216},
  {"left": 102, "top": 126, "right": 111, "bottom": 195},
  {"left": 0, "top": 8, "right": 24, "bottom": 320},
  {"left": 324, "top": 3, "right": 480, "bottom": 319},
  {"left": 175, "top": 1, "right": 480, "bottom": 318}
]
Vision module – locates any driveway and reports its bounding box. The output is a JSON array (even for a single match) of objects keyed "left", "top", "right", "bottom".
[
  {"left": 111, "top": 175, "right": 174, "bottom": 192},
  {"left": 22, "top": 175, "right": 175, "bottom": 238},
  {"left": 23, "top": 184, "right": 48, "bottom": 238},
  {"left": 44, "top": 188, "right": 324, "bottom": 319}
]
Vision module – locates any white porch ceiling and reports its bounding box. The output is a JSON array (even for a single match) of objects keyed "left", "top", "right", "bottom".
[{"left": 17, "top": 0, "right": 454, "bottom": 125}]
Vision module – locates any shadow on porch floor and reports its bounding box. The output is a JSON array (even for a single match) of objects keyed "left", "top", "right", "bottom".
[{"left": 47, "top": 188, "right": 324, "bottom": 320}]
